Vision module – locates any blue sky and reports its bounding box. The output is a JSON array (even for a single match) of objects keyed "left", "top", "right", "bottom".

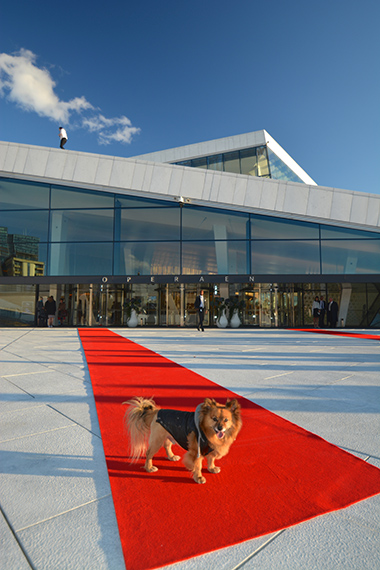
[{"left": 1, "top": 0, "right": 379, "bottom": 194}]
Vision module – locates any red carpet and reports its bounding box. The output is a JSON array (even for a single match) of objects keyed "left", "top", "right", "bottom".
[
  {"left": 79, "top": 329, "right": 380, "bottom": 570},
  {"left": 291, "top": 328, "right": 380, "bottom": 340}
]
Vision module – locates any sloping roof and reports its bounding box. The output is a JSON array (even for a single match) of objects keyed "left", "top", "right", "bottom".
[
  {"left": 130, "top": 130, "right": 317, "bottom": 186},
  {"left": 1, "top": 140, "right": 380, "bottom": 233}
]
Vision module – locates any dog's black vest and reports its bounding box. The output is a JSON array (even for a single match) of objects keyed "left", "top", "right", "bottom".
[{"left": 156, "top": 409, "right": 212, "bottom": 456}]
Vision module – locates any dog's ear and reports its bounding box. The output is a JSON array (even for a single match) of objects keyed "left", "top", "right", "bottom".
[
  {"left": 203, "top": 398, "right": 216, "bottom": 410},
  {"left": 226, "top": 398, "right": 241, "bottom": 414}
]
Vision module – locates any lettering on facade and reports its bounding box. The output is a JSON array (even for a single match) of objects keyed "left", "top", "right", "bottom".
[
  {"left": 174, "top": 276, "right": 179, "bottom": 282},
  {"left": 150, "top": 276, "right": 155, "bottom": 283},
  {"left": 249, "top": 276, "right": 255, "bottom": 282},
  {"left": 224, "top": 276, "right": 229, "bottom": 282},
  {"left": 199, "top": 276, "right": 205, "bottom": 282}
]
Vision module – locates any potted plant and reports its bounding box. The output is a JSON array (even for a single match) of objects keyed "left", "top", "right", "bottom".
[
  {"left": 227, "top": 296, "right": 245, "bottom": 328},
  {"left": 211, "top": 297, "right": 228, "bottom": 328},
  {"left": 124, "top": 297, "right": 142, "bottom": 327}
]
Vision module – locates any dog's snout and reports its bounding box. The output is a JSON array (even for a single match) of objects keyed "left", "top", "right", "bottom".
[{"left": 217, "top": 423, "right": 223, "bottom": 431}]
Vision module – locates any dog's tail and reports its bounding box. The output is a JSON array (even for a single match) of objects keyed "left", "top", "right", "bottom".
[{"left": 123, "top": 397, "right": 159, "bottom": 463}]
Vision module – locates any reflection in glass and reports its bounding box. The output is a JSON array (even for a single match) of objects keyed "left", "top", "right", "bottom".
[
  {"left": 115, "top": 242, "right": 180, "bottom": 275},
  {"left": 223, "top": 152, "right": 240, "bottom": 174},
  {"left": 182, "top": 241, "right": 248, "bottom": 274},
  {"left": 257, "top": 147, "right": 270, "bottom": 177},
  {"left": 182, "top": 207, "right": 249, "bottom": 240},
  {"left": 118, "top": 208, "right": 180, "bottom": 241},
  {"left": 49, "top": 243, "right": 113, "bottom": 275},
  {"left": 320, "top": 225, "right": 380, "bottom": 239},
  {"left": 1, "top": 241, "right": 47, "bottom": 277},
  {"left": 267, "top": 148, "right": 303, "bottom": 183},
  {"left": 192, "top": 157, "right": 207, "bottom": 169},
  {"left": 0, "top": 210, "right": 49, "bottom": 241},
  {"left": 240, "top": 148, "right": 258, "bottom": 176},
  {"left": 51, "top": 185, "right": 114, "bottom": 209},
  {"left": 116, "top": 195, "right": 173, "bottom": 208},
  {"left": 0, "top": 178, "right": 49, "bottom": 210},
  {"left": 252, "top": 241, "right": 321, "bottom": 274},
  {"left": 321, "top": 240, "right": 380, "bottom": 274},
  {"left": 50, "top": 210, "right": 114, "bottom": 242},
  {"left": 0, "top": 284, "right": 36, "bottom": 324},
  {"left": 251, "top": 214, "right": 319, "bottom": 239},
  {"left": 208, "top": 155, "right": 223, "bottom": 171}
]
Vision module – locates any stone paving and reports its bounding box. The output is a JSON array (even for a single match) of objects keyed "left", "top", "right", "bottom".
[{"left": 1, "top": 327, "right": 379, "bottom": 570}]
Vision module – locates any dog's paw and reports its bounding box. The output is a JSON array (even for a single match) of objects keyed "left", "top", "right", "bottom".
[
  {"left": 169, "top": 454, "right": 181, "bottom": 462},
  {"left": 194, "top": 475, "right": 206, "bottom": 484},
  {"left": 144, "top": 465, "right": 158, "bottom": 473},
  {"left": 208, "top": 466, "right": 221, "bottom": 474}
]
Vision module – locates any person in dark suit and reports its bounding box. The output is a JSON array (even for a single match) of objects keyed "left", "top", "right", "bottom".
[
  {"left": 327, "top": 297, "right": 339, "bottom": 328},
  {"left": 194, "top": 290, "right": 206, "bottom": 331}
]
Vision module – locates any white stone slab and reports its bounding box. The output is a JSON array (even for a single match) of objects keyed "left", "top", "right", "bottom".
[
  {"left": 17, "top": 496, "right": 125, "bottom": 570},
  {"left": 72, "top": 155, "right": 99, "bottom": 185},
  {"left": 109, "top": 158, "right": 135, "bottom": 190},
  {"left": 0, "top": 425, "right": 110, "bottom": 530},
  {"left": 24, "top": 147, "right": 50, "bottom": 177},
  {"left": 0, "top": 512, "right": 32, "bottom": 570},
  {"left": 0, "top": 404, "right": 74, "bottom": 443}
]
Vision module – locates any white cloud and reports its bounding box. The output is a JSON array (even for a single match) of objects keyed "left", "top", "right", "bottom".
[
  {"left": 83, "top": 114, "right": 140, "bottom": 145},
  {"left": 0, "top": 49, "right": 140, "bottom": 144}
]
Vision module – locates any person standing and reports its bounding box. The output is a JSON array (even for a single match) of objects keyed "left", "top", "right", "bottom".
[
  {"left": 59, "top": 127, "right": 68, "bottom": 149},
  {"left": 36, "top": 296, "right": 46, "bottom": 327},
  {"left": 319, "top": 296, "right": 326, "bottom": 328},
  {"left": 312, "top": 296, "right": 320, "bottom": 328},
  {"left": 327, "top": 297, "right": 339, "bottom": 328},
  {"left": 194, "top": 290, "right": 206, "bottom": 331},
  {"left": 45, "top": 295, "right": 57, "bottom": 328}
]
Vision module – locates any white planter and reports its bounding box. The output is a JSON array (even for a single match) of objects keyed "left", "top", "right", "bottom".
[
  {"left": 127, "top": 309, "right": 138, "bottom": 328},
  {"left": 230, "top": 309, "right": 241, "bottom": 328},
  {"left": 217, "top": 309, "right": 228, "bottom": 328}
]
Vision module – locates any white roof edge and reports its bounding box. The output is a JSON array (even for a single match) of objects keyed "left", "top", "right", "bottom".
[{"left": 263, "top": 131, "right": 317, "bottom": 186}]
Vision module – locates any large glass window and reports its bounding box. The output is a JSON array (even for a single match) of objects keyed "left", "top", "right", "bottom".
[
  {"left": 252, "top": 241, "right": 321, "bottom": 274},
  {"left": 240, "top": 148, "right": 258, "bottom": 176},
  {"left": 1, "top": 243, "right": 47, "bottom": 277},
  {"left": 267, "top": 148, "right": 303, "bottom": 183},
  {"left": 50, "top": 210, "right": 114, "bottom": 242},
  {"left": 114, "top": 242, "right": 180, "bottom": 275},
  {"left": 116, "top": 195, "right": 173, "bottom": 208},
  {"left": 321, "top": 240, "right": 380, "bottom": 274},
  {"left": 182, "top": 241, "right": 248, "bottom": 274},
  {"left": 49, "top": 243, "right": 113, "bottom": 275},
  {"left": 208, "top": 154, "right": 223, "bottom": 171},
  {"left": 117, "top": 208, "right": 180, "bottom": 241},
  {"left": 320, "top": 225, "right": 380, "bottom": 239},
  {"left": 0, "top": 178, "right": 49, "bottom": 209},
  {"left": 257, "top": 147, "right": 270, "bottom": 177},
  {"left": 251, "top": 214, "right": 319, "bottom": 239},
  {"left": 223, "top": 152, "right": 240, "bottom": 174},
  {"left": 0, "top": 284, "right": 36, "bottom": 325},
  {"left": 51, "top": 185, "right": 114, "bottom": 209},
  {"left": 0, "top": 210, "right": 49, "bottom": 242},
  {"left": 182, "top": 207, "right": 249, "bottom": 240}
]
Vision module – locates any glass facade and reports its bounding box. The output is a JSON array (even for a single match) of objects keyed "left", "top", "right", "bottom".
[
  {"left": 1, "top": 177, "right": 380, "bottom": 279},
  {"left": 173, "top": 144, "right": 304, "bottom": 182},
  {"left": 1, "top": 176, "right": 380, "bottom": 328}
]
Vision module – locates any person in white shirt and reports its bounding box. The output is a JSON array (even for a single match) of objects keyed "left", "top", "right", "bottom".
[{"left": 59, "top": 127, "right": 68, "bottom": 149}]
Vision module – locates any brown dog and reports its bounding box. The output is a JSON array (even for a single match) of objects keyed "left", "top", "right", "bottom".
[{"left": 124, "top": 397, "right": 242, "bottom": 484}]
